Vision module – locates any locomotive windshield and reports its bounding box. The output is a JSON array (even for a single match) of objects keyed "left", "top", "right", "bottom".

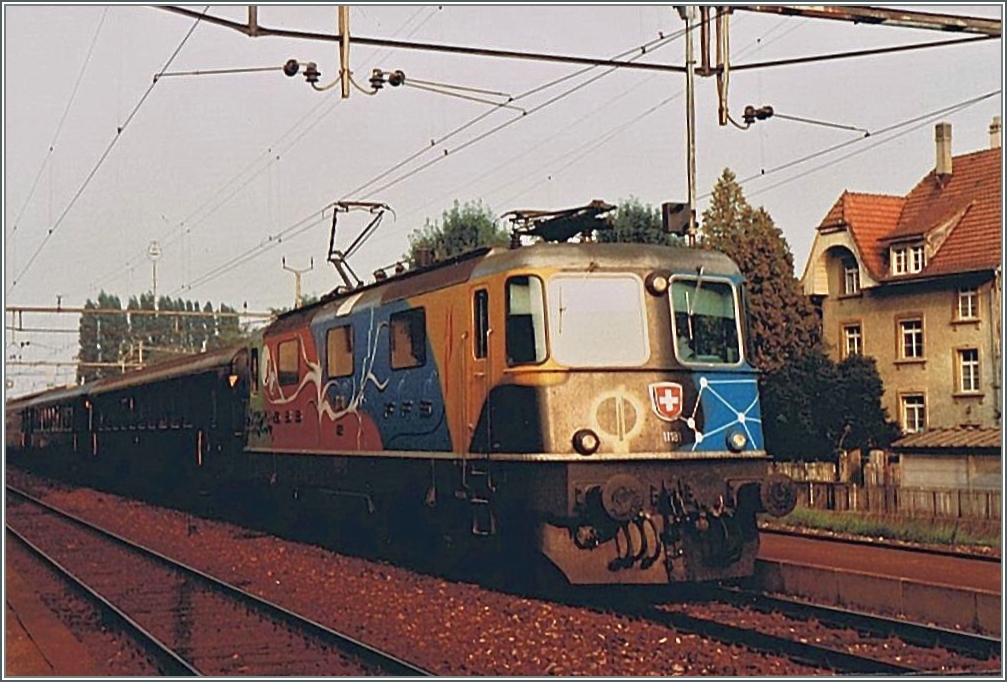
[
  {"left": 546, "top": 274, "right": 649, "bottom": 367},
  {"left": 671, "top": 277, "right": 742, "bottom": 364}
]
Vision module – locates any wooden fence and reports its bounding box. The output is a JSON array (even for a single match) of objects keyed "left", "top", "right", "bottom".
[{"left": 796, "top": 481, "right": 1001, "bottom": 521}]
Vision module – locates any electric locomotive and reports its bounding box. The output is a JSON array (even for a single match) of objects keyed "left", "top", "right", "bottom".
[
  {"left": 238, "top": 212, "right": 795, "bottom": 584},
  {"left": 5, "top": 202, "right": 796, "bottom": 586}
]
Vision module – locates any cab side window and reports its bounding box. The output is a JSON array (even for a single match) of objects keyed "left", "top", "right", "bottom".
[
  {"left": 390, "top": 308, "right": 426, "bottom": 369},
  {"left": 506, "top": 275, "right": 546, "bottom": 365},
  {"left": 473, "top": 289, "right": 489, "bottom": 359}
]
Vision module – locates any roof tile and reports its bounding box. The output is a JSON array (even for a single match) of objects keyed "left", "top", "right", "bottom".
[
  {"left": 892, "top": 426, "right": 1002, "bottom": 450},
  {"left": 816, "top": 146, "right": 1002, "bottom": 282}
]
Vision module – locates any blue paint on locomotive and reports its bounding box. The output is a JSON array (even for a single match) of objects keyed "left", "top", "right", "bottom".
[
  {"left": 311, "top": 301, "right": 453, "bottom": 452},
  {"left": 689, "top": 372, "right": 763, "bottom": 452}
]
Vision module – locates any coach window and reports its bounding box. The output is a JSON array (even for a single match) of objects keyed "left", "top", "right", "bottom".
[
  {"left": 390, "top": 308, "right": 426, "bottom": 369},
  {"left": 473, "top": 290, "right": 489, "bottom": 359},
  {"left": 671, "top": 277, "right": 741, "bottom": 365},
  {"left": 506, "top": 275, "right": 547, "bottom": 365},
  {"left": 278, "top": 339, "right": 300, "bottom": 386},
  {"left": 327, "top": 325, "right": 354, "bottom": 377}
]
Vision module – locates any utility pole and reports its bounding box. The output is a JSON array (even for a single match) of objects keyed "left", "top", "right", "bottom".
[
  {"left": 282, "top": 257, "right": 314, "bottom": 309},
  {"left": 676, "top": 6, "right": 698, "bottom": 246},
  {"left": 338, "top": 5, "right": 351, "bottom": 98}
]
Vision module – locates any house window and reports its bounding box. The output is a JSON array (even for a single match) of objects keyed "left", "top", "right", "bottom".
[
  {"left": 842, "top": 324, "right": 862, "bottom": 358},
  {"left": 901, "top": 394, "right": 926, "bottom": 433},
  {"left": 899, "top": 318, "right": 924, "bottom": 359},
  {"left": 958, "top": 348, "right": 980, "bottom": 393},
  {"left": 891, "top": 243, "right": 925, "bottom": 275},
  {"left": 326, "top": 326, "right": 354, "bottom": 378},
  {"left": 892, "top": 247, "right": 907, "bottom": 275},
  {"left": 957, "top": 287, "right": 979, "bottom": 320},
  {"left": 390, "top": 308, "right": 426, "bottom": 370},
  {"left": 843, "top": 264, "right": 860, "bottom": 295}
]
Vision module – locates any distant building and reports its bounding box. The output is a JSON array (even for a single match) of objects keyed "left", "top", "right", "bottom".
[{"left": 801, "top": 118, "right": 1002, "bottom": 434}]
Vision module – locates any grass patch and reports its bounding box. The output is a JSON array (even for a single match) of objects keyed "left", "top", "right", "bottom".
[{"left": 770, "top": 506, "right": 1001, "bottom": 549}]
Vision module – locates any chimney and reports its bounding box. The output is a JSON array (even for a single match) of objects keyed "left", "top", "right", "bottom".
[
  {"left": 935, "top": 122, "right": 952, "bottom": 179},
  {"left": 990, "top": 116, "right": 1002, "bottom": 149}
]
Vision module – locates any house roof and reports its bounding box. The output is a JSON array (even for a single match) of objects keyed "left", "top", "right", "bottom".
[
  {"left": 817, "top": 192, "right": 906, "bottom": 281},
  {"left": 892, "top": 425, "right": 1002, "bottom": 451},
  {"left": 815, "top": 145, "right": 1002, "bottom": 283}
]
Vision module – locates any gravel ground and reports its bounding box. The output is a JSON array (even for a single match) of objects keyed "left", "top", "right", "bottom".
[
  {"left": 6, "top": 468, "right": 832, "bottom": 676},
  {"left": 5, "top": 537, "right": 162, "bottom": 676}
]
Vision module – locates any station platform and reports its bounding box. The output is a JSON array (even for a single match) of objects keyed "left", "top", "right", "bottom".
[{"left": 4, "top": 564, "right": 101, "bottom": 677}]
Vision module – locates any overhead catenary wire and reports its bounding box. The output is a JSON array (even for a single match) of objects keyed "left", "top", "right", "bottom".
[
  {"left": 87, "top": 6, "right": 441, "bottom": 297},
  {"left": 7, "top": 7, "right": 109, "bottom": 241},
  {"left": 80, "top": 8, "right": 996, "bottom": 300},
  {"left": 7, "top": 6, "right": 210, "bottom": 299},
  {"left": 736, "top": 90, "right": 1001, "bottom": 201},
  {"left": 174, "top": 24, "right": 691, "bottom": 296},
  {"left": 153, "top": 65, "right": 285, "bottom": 80}
]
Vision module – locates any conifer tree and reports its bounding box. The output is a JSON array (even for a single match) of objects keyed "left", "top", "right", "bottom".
[
  {"left": 700, "top": 168, "right": 820, "bottom": 372},
  {"left": 77, "top": 299, "right": 99, "bottom": 384}
]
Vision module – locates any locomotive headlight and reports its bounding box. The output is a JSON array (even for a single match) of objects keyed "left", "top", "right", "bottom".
[
  {"left": 572, "top": 428, "right": 600, "bottom": 456},
  {"left": 726, "top": 429, "right": 748, "bottom": 452},
  {"left": 645, "top": 272, "right": 669, "bottom": 296}
]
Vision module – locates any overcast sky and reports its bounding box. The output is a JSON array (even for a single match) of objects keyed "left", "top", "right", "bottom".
[{"left": 3, "top": 4, "right": 1003, "bottom": 395}]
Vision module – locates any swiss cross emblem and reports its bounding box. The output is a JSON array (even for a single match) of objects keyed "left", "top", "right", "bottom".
[{"left": 649, "top": 382, "right": 684, "bottom": 422}]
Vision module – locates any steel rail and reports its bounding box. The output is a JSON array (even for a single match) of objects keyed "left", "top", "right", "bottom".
[
  {"left": 5, "top": 485, "right": 433, "bottom": 677},
  {"left": 637, "top": 604, "right": 921, "bottom": 675},
  {"left": 573, "top": 590, "right": 921, "bottom": 675},
  {"left": 5, "top": 525, "right": 200, "bottom": 677},
  {"left": 706, "top": 585, "right": 1002, "bottom": 661}
]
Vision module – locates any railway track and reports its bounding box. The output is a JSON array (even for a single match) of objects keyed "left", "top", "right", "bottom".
[
  {"left": 579, "top": 584, "right": 1000, "bottom": 675},
  {"left": 5, "top": 486, "right": 432, "bottom": 677},
  {"left": 636, "top": 604, "right": 919, "bottom": 674},
  {"left": 706, "top": 585, "right": 1001, "bottom": 662}
]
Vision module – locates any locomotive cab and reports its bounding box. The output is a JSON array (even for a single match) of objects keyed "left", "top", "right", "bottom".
[{"left": 460, "top": 243, "right": 795, "bottom": 584}]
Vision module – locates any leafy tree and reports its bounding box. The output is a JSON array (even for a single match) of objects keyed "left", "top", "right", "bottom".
[
  {"left": 406, "top": 200, "right": 509, "bottom": 264},
  {"left": 762, "top": 349, "right": 900, "bottom": 461},
  {"left": 834, "top": 354, "right": 902, "bottom": 454},
  {"left": 700, "top": 168, "right": 820, "bottom": 373},
  {"left": 596, "top": 197, "right": 684, "bottom": 246}
]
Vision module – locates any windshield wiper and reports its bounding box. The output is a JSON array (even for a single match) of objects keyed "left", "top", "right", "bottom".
[{"left": 684, "top": 265, "right": 705, "bottom": 341}]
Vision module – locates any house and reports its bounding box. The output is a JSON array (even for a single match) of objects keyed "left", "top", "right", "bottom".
[
  {"left": 800, "top": 118, "right": 1002, "bottom": 494},
  {"left": 801, "top": 118, "right": 1002, "bottom": 432}
]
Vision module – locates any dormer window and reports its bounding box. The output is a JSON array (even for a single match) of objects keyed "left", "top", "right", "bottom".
[
  {"left": 891, "top": 243, "right": 925, "bottom": 275},
  {"left": 843, "top": 264, "right": 860, "bottom": 295}
]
